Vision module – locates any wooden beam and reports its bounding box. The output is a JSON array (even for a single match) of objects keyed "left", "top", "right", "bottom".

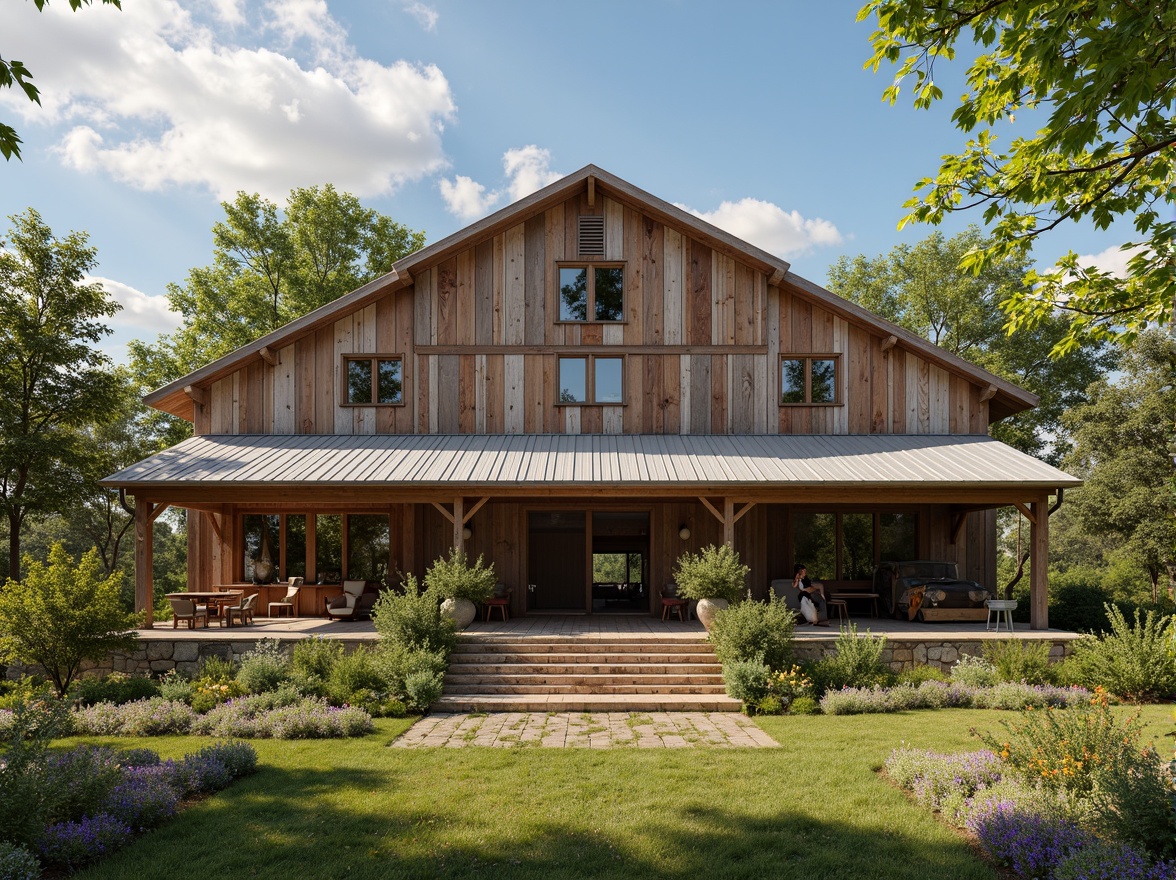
[
  {"left": 732, "top": 502, "right": 756, "bottom": 524},
  {"left": 397, "top": 267, "right": 413, "bottom": 286},
  {"left": 881, "top": 335, "right": 898, "bottom": 352},
  {"left": 1012, "top": 502, "right": 1037, "bottom": 525},
  {"left": 259, "top": 346, "right": 279, "bottom": 366},
  {"left": 587, "top": 175, "right": 595, "bottom": 208},
  {"left": 1030, "top": 497, "right": 1049, "bottom": 629},
  {"left": 206, "top": 512, "right": 224, "bottom": 541},
  {"left": 134, "top": 498, "right": 155, "bottom": 628},
  {"left": 698, "top": 497, "right": 724, "bottom": 523},
  {"left": 462, "top": 496, "right": 490, "bottom": 524},
  {"left": 723, "top": 498, "right": 735, "bottom": 546},
  {"left": 431, "top": 501, "right": 455, "bottom": 524},
  {"left": 768, "top": 268, "right": 786, "bottom": 286},
  {"left": 148, "top": 502, "right": 171, "bottom": 525},
  {"left": 184, "top": 385, "right": 207, "bottom": 407},
  {"left": 980, "top": 384, "right": 999, "bottom": 402},
  {"left": 453, "top": 496, "right": 464, "bottom": 554}
]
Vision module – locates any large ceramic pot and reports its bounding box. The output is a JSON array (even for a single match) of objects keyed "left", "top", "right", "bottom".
[
  {"left": 695, "top": 597, "right": 729, "bottom": 632},
  {"left": 440, "top": 597, "right": 478, "bottom": 630}
]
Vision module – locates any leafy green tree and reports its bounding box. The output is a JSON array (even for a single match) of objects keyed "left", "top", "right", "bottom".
[
  {"left": 0, "top": 208, "right": 123, "bottom": 581},
  {"left": 131, "top": 185, "right": 425, "bottom": 445},
  {"left": 0, "top": 543, "right": 137, "bottom": 696},
  {"left": 827, "top": 227, "right": 1112, "bottom": 462},
  {"left": 860, "top": 1, "right": 1176, "bottom": 353},
  {"left": 1, "top": 0, "right": 121, "bottom": 160},
  {"left": 1061, "top": 332, "right": 1176, "bottom": 603}
]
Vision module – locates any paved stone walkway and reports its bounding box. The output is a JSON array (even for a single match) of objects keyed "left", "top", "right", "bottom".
[{"left": 391, "top": 712, "right": 778, "bottom": 749}]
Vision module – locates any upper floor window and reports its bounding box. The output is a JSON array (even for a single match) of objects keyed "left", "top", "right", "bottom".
[
  {"left": 558, "top": 355, "right": 624, "bottom": 404},
  {"left": 780, "top": 355, "right": 839, "bottom": 405},
  {"left": 558, "top": 264, "right": 624, "bottom": 322},
  {"left": 344, "top": 355, "right": 403, "bottom": 405}
]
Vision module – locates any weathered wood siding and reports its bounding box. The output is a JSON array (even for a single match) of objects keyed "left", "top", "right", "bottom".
[{"left": 195, "top": 194, "right": 990, "bottom": 437}]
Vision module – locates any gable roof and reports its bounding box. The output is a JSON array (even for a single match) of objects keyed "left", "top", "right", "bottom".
[{"left": 143, "top": 164, "right": 1037, "bottom": 422}]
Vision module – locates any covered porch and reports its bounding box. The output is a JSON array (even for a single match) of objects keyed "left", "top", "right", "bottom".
[{"left": 102, "top": 433, "right": 1080, "bottom": 631}]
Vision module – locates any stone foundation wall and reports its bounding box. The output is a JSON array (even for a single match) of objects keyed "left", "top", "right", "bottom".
[
  {"left": 4, "top": 637, "right": 370, "bottom": 682},
  {"left": 793, "top": 638, "right": 1072, "bottom": 672}
]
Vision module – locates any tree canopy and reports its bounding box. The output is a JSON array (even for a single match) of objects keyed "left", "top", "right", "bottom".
[
  {"left": 1061, "top": 331, "right": 1176, "bottom": 603},
  {"left": 130, "top": 185, "right": 425, "bottom": 445},
  {"left": 0, "top": 208, "right": 123, "bottom": 581},
  {"left": 1, "top": 0, "right": 121, "bottom": 161},
  {"left": 860, "top": 0, "right": 1176, "bottom": 353},
  {"left": 826, "top": 226, "right": 1112, "bottom": 462}
]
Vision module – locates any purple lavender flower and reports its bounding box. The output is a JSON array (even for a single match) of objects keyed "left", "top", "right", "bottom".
[
  {"left": 37, "top": 813, "right": 133, "bottom": 867},
  {"left": 102, "top": 765, "right": 181, "bottom": 830},
  {"left": 967, "top": 802, "right": 1092, "bottom": 877}
]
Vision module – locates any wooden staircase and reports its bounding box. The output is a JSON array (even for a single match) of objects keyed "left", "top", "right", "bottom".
[{"left": 433, "top": 633, "right": 741, "bottom": 712}]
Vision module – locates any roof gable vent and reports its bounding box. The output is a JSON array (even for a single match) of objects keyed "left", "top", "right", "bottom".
[{"left": 578, "top": 215, "right": 605, "bottom": 257}]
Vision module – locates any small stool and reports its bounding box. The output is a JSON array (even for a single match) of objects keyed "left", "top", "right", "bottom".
[
  {"left": 661, "top": 597, "right": 688, "bottom": 622},
  {"left": 483, "top": 597, "right": 510, "bottom": 622},
  {"left": 827, "top": 598, "right": 848, "bottom": 623},
  {"left": 986, "top": 600, "right": 1016, "bottom": 633}
]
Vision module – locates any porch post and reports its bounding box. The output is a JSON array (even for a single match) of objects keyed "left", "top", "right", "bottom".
[
  {"left": 723, "top": 498, "right": 735, "bottom": 547},
  {"left": 453, "top": 497, "right": 464, "bottom": 554},
  {"left": 1030, "top": 496, "right": 1049, "bottom": 630},
  {"left": 134, "top": 496, "right": 155, "bottom": 628}
]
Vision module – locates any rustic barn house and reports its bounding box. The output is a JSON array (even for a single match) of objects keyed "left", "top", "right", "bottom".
[{"left": 104, "top": 166, "right": 1078, "bottom": 629}]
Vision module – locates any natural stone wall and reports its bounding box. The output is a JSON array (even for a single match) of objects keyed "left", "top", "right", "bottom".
[{"left": 793, "top": 638, "right": 1073, "bottom": 673}]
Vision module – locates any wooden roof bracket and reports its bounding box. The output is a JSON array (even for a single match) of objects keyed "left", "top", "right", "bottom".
[
  {"left": 768, "top": 268, "right": 786, "bottom": 287},
  {"left": 463, "top": 496, "right": 490, "bottom": 524},
  {"left": 881, "top": 335, "right": 898, "bottom": 353},
  {"left": 431, "top": 501, "right": 456, "bottom": 524},
  {"left": 259, "top": 346, "right": 279, "bottom": 366},
  {"left": 184, "top": 385, "right": 207, "bottom": 407},
  {"left": 949, "top": 510, "right": 968, "bottom": 544},
  {"left": 698, "top": 497, "right": 724, "bottom": 523},
  {"left": 587, "top": 175, "right": 596, "bottom": 208},
  {"left": 980, "top": 384, "right": 999, "bottom": 401},
  {"left": 1012, "top": 501, "right": 1036, "bottom": 525}
]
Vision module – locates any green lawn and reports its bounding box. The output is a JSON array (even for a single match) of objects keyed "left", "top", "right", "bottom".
[{"left": 62, "top": 705, "right": 1173, "bottom": 880}]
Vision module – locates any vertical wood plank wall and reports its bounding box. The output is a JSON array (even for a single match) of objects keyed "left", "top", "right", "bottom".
[{"left": 199, "top": 193, "right": 991, "bottom": 438}]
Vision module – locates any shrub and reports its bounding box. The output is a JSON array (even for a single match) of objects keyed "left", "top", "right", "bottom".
[
  {"left": 197, "top": 655, "right": 237, "bottom": 683},
  {"left": 752, "top": 695, "right": 784, "bottom": 715},
  {"left": 0, "top": 677, "right": 54, "bottom": 711},
  {"left": 982, "top": 639, "right": 1055, "bottom": 685},
  {"left": 0, "top": 698, "right": 71, "bottom": 846},
  {"left": 190, "top": 694, "right": 372, "bottom": 739},
  {"left": 424, "top": 549, "right": 498, "bottom": 603},
  {"left": 709, "top": 593, "right": 795, "bottom": 670},
  {"left": 70, "top": 673, "right": 159, "bottom": 707},
  {"left": 950, "top": 654, "right": 999, "bottom": 687},
  {"left": 70, "top": 698, "right": 196, "bottom": 737},
  {"left": 376, "top": 643, "right": 449, "bottom": 705},
  {"left": 190, "top": 740, "right": 258, "bottom": 780},
  {"left": 1065, "top": 605, "right": 1176, "bottom": 702},
  {"left": 43, "top": 746, "right": 124, "bottom": 824},
  {"left": 671, "top": 544, "right": 748, "bottom": 603},
  {"left": 36, "top": 813, "right": 133, "bottom": 869},
  {"left": 402, "top": 670, "right": 444, "bottom": 713},
  {"left": 190, "top": 678, "right": 247, "bottom": 713},
  {"left": 291, "top": 635, "right": 344, "bottom": 696},
  {"left": 895, "top": 664, "right": 950, "bottom": 686},
  {"left": 236, "top": 639, "right": 291, "bottom": 694},
  {"left": 157, "top": 670, "right": 195, "bottom": 704},
  {"left": 372, "top": 575, "right": 457, "bottom": 654},
  {"left": 788, "top": 695, "right": 819, "bottom": 715},
  {"left": 0, "top": 840, "right": 39, "bottom": 880},
  {"left": 0, "top": 545, "right": 137, "bottom": 696},
  {"left": 767, "top": 665, "right": 813, "bottom": 709},
  {"left": 884, "top": 747, "right": 1005, "bottom": 812},
  {"left": 326, "top": 646, "right": 386, "bottom": 708},
  {"left": 722, "top": 657, "right": 770, "bottom": 705},
  {"left": 966, "top": 802, "right": 1090, "bottom": 879},
  {"left": 115, "top": 747, "right": 162, "bottom": 768},
  {"left": 815, "top": 624, "right": 891, "bottom": 692},
  {"left": 168, "top": 754, "right": 231, "bottom": 795},
  {"left": 1054, "top": 840, "right": 1176, "bottom": 880}
]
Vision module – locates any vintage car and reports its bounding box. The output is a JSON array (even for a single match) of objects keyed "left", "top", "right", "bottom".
[{"left": 873, "top": 560, "right": 992, "bottom": 622}]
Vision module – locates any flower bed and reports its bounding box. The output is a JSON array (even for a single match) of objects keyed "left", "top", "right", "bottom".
[{"left": 820, "top": 681, "right": 1091, "bottom": 715}]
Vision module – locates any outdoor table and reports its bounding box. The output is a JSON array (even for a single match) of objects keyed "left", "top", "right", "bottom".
[{"left": 168, "top": 590, "right": 243, "bottom": 618}]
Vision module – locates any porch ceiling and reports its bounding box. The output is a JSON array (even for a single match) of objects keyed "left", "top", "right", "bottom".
[{"left": 103, "top": 433, "right": 1079, "bottom": 500}]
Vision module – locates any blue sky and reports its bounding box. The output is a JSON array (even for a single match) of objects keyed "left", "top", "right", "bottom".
[{"left": 1, "top": 0, "right": 1133, "bottom": 363}]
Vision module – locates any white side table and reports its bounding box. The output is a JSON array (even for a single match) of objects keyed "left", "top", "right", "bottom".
[{"left": 985, "top": 599, "right": 1017, "bottom": 633}]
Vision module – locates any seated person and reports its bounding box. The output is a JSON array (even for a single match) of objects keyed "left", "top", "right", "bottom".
[{"left": 793, "top": 563, "right": 829, "bottom": 626}]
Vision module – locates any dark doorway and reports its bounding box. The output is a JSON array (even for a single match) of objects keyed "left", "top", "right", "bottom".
[
  {"left": 527, "top": 511, "right": 586, "bottom": 612},
  {"left": 591, "top": 511, "right": 649, "bottom": 614}
]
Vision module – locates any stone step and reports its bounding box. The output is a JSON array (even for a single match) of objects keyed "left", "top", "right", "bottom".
[
  {"left": 452, "top": 641, "right": 713, "bottom": 655},
  {"left": 445, "top": 672, "right": 726, "bottom": 687},
  {"left": 432, "top": 693, "right": 743, "bottom": 713},
  {"left": 440, "top": 683, "right": 729, "bottom": 695},
  {"left": 449, "top": 652, "right": 718, "bottom": 665},
  {"left": 446, "top": 662, "right": 722, "bottom": 676}
]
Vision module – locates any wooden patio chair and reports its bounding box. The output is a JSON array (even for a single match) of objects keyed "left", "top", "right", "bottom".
[
  {"left": 226, "top": 593, "right": 258, "bottom": 627},
  {"left": 268, "top": 577, "right": 303, "bottom": 618},
  {"left": 169, "top": 596, "right": 209, "bottom": 629}
]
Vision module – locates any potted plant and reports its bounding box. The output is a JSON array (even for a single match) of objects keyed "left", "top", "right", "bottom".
[
  {"left": 672, "top": 543, "right": 749, "bottom": 631},
  {"left": 426, "top": 548, "right": 498, "bottom": 630}
]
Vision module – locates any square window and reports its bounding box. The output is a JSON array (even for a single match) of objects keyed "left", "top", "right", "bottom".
[
  {"left": 594, "top": 357, "right": 623, "bottom": 403},
  {"left": 557, "top": 355, "right": 625, "bottom": 405},
  {"left": 779, "top": 356, "right": 840, "bottom": 405},
  {"left": 343, "top": 355, "right": 404, "bottom": 405},
  {"left": 556, "top": 263, "right": 624, "bottom": 322}
]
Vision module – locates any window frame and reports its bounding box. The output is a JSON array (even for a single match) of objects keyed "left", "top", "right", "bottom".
[
  {"left": 341, "top": 353, "right": 405, "bottom": 407},
  {"left": 778, "top": 353, "right": 842, "bottom": 406},
  {"left": 555, "top": 354, "right": 627, "bottom": 406},
  {"left": 554, "top": 262, "right": 627, "bottom": 324}
]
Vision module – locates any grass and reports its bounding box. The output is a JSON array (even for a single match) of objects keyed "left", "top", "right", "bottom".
[{"left": 59, "top": 704, "right": 1173, "bottom": 880}]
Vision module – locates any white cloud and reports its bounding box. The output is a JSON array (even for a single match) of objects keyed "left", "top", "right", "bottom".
[
  {"left": 404, "top": 2, "right": 439, "bottom": 32},
  {"left": 440, "top": 145, "right": 563, "bottom": 221},
  {"left": 1075, "top": 242, "right": 1144, "bottom": 277},
  {"left": 2, "top": 0, "right": 456, "bottom": 201},
  {"left": 676, "top": 197, "right": 843, "bottom": 259},
  {"left": 91, "top": 276, "right": 183, "bottom": 336}
]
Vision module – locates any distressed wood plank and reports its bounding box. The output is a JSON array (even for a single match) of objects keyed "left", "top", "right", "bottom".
[
  {"left": 524, "top": 214, "right": 545, "bottom": 345},
  {"left": 504, "top": 353, "right": 524, "bottom": 433},
  {"left": 642, "top": 217, "right": 663, "bottom": 345},
  {"left": 503, "top": 223, "right": 526, "bottom": 346},
  {"left": 663, "top": 228, "right": 684, "bottom": 344}
]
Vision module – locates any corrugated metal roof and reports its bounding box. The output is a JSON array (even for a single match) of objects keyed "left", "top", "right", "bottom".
[{"left": 102, "top": 434, "right": 1080, "bottom": 490}]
